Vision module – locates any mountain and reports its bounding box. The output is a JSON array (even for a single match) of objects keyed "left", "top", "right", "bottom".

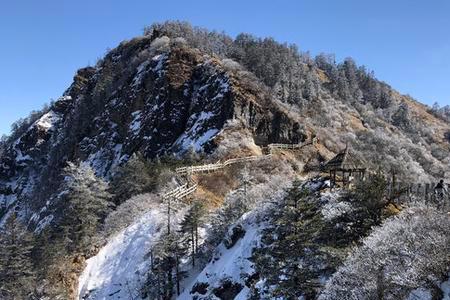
[{"left": 0, "top": 21, "right": 449, "bottom": 299}]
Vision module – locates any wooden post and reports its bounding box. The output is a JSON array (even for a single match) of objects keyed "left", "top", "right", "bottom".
[
  {"left": 391, "top": 170, "right": 396, "bottom": 199},
  {"left": 333, "top": 170, "right": 336, "bottom": 189},
  {"left": 342, "top": 170, "right": 346, "bottom": 188},
  {"left": 417, "top": 183, "right": 422, "bottom": 201},
  {"left": 407, "top": 184, "right": 410, "bottom": 202}
]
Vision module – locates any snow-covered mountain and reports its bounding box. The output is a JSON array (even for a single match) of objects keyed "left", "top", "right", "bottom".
[
  {"left": 0, "top": 33, "right": 304, "bottom": 230},
  {"left": 1, "top": 21, "right": 450, "bottom": 300}
]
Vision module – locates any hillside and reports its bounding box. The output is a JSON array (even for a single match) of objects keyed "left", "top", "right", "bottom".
[{"left": 0, "top": 21, "right": 449, "bottom": 300}]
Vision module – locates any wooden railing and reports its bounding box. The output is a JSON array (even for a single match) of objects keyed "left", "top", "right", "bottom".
[
  {"left": 164, "top": 139, "right": 315, "bottom": 201},
  {"left": 267, "top": 141, "right": 313, "bottom": 152},
  {"left": 175, "top": 154, "right": 272, "bottom": 175},
  {"left": 162, "top": 183, "right": 188, "bottom": 200},
  {"left": 387, "top": 182, "right": 450, "bottom": 203}
]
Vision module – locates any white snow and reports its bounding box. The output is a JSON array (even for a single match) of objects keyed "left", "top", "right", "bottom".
[
  {"left": 84, "top": 143, "right": 123, "bottom": 178},
  {"left": 320, "top": 191, "right": 351, "bottom": 221},
  {"left": 442, "top": 273, "right": 450, "bottom": 300},
  {"left": 407, "top": 288, "right": 432, "bottom": 300},
  {"left": 34, "top": 214, "right": 54, "bottom": 233},
  {"left": 14, "top": 149, "right": 32, "bottom": 163},
  {"left": 78, "top": 208, "right": 165, "bottom": 299},
  {"left": 151, "top": 54, "right": 167, "bottom": 77},
  {"left": 78, "top": 202, "right": 188, "bottom": 300},
  {"left": 36, "top": 110, "right": 61, "bottom": 131},
  {"left": 178, "top": 209, "right": 267, "bottom": 299},
  {"left": 131, "top": 61, "right": 150, "bottom": 88},
  {"left": 174, "top": 111, "right": 219, "bottom": 152},
  {"left": 129, "top": 111, "right": 142, "bottom": 135}
]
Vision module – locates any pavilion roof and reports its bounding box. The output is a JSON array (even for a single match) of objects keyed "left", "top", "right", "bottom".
[{"left": 324, "top": 147, "right": 366, "bottom": 171}]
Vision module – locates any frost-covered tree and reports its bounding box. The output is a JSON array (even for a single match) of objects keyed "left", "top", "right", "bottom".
[
  {"left": 110, "top": 153, "right": 157, "bottom": 204},
  {"left": 144, "top": 232, "right": 188, "bottom": 298},
  {"left": 180, "top": 200, "right": 206, "bottom": 267},
  {"left": 319, "top": 205, "right": 450, "bottom": 300},
  {"left": 0, "top": 213, "right": 35, "bottom": 299},
  {"left": 103, "top": 193, "right": 159, "bottom": 237},
  {"left": 392, "top": 101, "right": 413, "bottom": 131},
  {"left": 59, "top": 162, "right": 112, "bottom": 252}
]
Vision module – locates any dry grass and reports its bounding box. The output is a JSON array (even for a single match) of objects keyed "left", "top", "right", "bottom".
[{"left": 192, "top": 169, "right": 240, "bottom": 207}]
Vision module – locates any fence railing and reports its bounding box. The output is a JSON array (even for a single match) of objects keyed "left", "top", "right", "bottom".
[
  {"left": 267, "top": 141, "right": 313, "bottom": 152},
  {"left": 166, "top": 139, "right": 315, "bottom": 201},
  {"left": 387, "top": 182, "right": 450, "bottom": 203},
  {"left": 175, "top": 154, "right": 273, "bottom": 175},
  {"left": 162, "top": 182, "right": 199, "bottom": 201}
]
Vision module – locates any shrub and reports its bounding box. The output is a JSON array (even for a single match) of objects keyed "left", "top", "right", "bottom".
[
  {"left": 352, "top": 172, "right": 388, "bottom": 226},
  {"left": 102, "top": 193, "right": 160, "bottom": 238},
  {"left": 319, "top": 205, "right": 450, "bottom": 300}
]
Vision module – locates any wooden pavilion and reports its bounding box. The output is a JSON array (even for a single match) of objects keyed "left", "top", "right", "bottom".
[{"left": 323, "top": 146, "right": 366, "bottom": 187}]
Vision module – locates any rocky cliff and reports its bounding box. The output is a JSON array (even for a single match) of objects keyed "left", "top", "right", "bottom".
[{"left": 0, "top": 34, "right": 306, "bottom": 229}]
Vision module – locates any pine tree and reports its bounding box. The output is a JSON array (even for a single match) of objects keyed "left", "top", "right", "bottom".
[
  {"left": 110, "top": 153, "right": 156, "bottom": 204},
  {"left": 253, "top": 182, "right": 324, "bottom": 299},
  {"left": 146, "top": 232, "right": 188, "bottom": 298},
  {"left": 180, "top": 201, "right": 205, "bottom": 267},
  {"left": 0, "top": 213, "right": 35, "bottom": 299},
  {"left": 59, "top": 162, "right": 112, "bottom": 253},
  {"left": 353, "top": 171, "right": 387, "bottom": 228}
]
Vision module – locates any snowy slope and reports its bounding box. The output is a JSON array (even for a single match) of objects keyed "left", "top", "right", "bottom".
[
  {"left": 442, "top": 274, "right": 450, "bottom": 300},
  {"left": 178, "top": 208, "right": 268, "bottom": 300},
  {"left": 78, "top": 204, "right": 185, "bottom": 300}
]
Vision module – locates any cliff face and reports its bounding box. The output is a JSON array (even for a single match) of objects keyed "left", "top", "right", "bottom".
[{"left": 0, "top": 37, "right": 305, "bottom": 227}]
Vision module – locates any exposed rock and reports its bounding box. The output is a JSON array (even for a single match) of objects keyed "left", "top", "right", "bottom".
[
  {"left": 224, "top": 224, "right": 246, "bottom": 249},
  {"left": 212, "top": 279, "right": 243, "bottom": 300},
  {"left": 191, "top": 282, "right": 209, "bottom": 295}
]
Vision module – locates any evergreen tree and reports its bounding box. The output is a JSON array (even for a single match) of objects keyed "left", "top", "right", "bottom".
[
  {"left": 180, "top": 201, "right": 205, "bottom": 267},
  {"left": 392, "top": 102, "right": 413, "bottom": 131},
  {"left": 110, "top": 153, "right": 157, "bottom": 204},
  {"left": 253, "top": 182, "right": 332, "bottom": 299},
  {"left": 145, "top": 232, "right": 188, "bottom": 298},
  {"left": 0, "top": 213, "right": 35, "bottom": 299},
  {"left": 59, "top": 162, "right": 112, "bottom": 253},
  {"left": 352, "top": 171, "right": 387, "bottom": 228}
]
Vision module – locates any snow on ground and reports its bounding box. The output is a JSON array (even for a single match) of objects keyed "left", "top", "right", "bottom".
[
  {"left": 178, "top": 208, "right": 268, "bottom": 299},
  {"left": 78, "top": 204, "right": 185, "bottom": 300},
  {"left": 442, "top": 273, "right": 450, "bottom": 300},
  {"left": 131, "top": 61, "right": 150, "bottom": 88},
  {"left": 151, "top": 54, "right": 167, "bottom": 76},
  {"left": 129, "top": 111, "right": 142, "bottom": 135},
  {"left": 407, "top": 288, "right": 432, "bottom": 300},
  {"left": 174, "top": 111, "right": 219, "bottom": 152},
  {"left": 14, "top": 148, "right": 32, "bottom": 164},
  {"left": 320, "top": 191, "right": 351, "bottom": 221},
  {"left": 35, "top": 110, "right": 61, "bottom": 131}
]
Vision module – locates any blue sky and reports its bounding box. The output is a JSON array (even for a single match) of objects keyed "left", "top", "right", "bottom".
[{"left": 0, "top": 0, "right": 449, "bottom": 136}]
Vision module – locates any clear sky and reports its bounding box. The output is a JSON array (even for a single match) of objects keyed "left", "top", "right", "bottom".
[{"left": 0, "top": 0, "right": 449, "bottom": 136}]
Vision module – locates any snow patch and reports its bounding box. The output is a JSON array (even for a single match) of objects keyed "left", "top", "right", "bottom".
[
  {"left": 442, "top": 273, "right": 450, "bottom": 300},
  {"left": 320, "top": 191, "right": 351, "bottom": 221},
  {"left": 131, "top": 61, "right": 150, "bottom": 88},
  {"left": 129, "top": 111, "right": 142, "bottom": 135},
  {"left": 78, "top": 208, "right": 165, "bottom": 299},
  {"left": 78, "top": 203, "right": 188, "bottom": 300},
  {"left": 179, "top": 209, "right": 268, "bottom": 299},
  {"left": 174, "top": 111, "right": 219, "bottom": 152},
  {"left": 35, "top": 110, "right": 61, "bottom": 131}
]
